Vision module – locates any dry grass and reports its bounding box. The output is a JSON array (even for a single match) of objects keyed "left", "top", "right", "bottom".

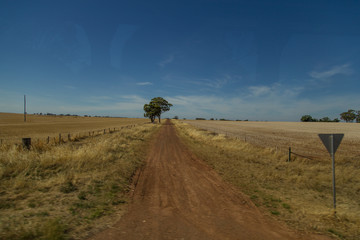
[
  {"left": 0, "top": 122, "right": 160, "bottom": 240},
  {"left": 174, "top": 120, "right": 360, "bottom": 240},
  {"left": 0, "top": 113, "right": 148, "bottom": 145}
]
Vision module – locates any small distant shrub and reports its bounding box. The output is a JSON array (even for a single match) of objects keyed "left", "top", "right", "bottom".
[
  {"left": 41, "top": 219, "right": 67, "bottom": 240},
  {"left": 77, "top": 191, "right": 87, "bottom": 200},
  {"left": 60, "top": 181, "right": 77, "bottom": 193},
  {"left": 28, "top": 201, "right": 37, "bottom": 208},
  {"left": 90, "top": 208, "right": 105, "bottom": 219},
  {"left": 282, "top": 203, "right": 291, "bottom": 210},
  {"left": 327, "top": 229, "right": 344, "bottom": 239},
  {"left": 0, "top": 200, "right": 14, "bottom": 209},
  {"left": 112, "top": 199, "right": 126, "bottom": 205},
  {"left": 271, "top": 210, "right": 280, "bottom": 216}
]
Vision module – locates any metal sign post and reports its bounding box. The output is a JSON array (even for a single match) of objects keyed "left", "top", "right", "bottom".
[{"left": 318, "top": 134, "right": 344, "bottom": 212}]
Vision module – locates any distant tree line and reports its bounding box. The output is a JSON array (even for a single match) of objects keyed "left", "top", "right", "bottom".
[
  {"left": 300, "top": 115, "right": 340, "bottom": 122},
  {"left": 33, "top": 113, "right": 118, "bottom": 118},
  {"left": 301, "top": 109, "right": 360, "bottom": 122},
  {"left": 196, "top": 118, "right": 249, "bottom": 121},
  {"left": 33, "top": 112, "right": 80, "bottom": 117}
]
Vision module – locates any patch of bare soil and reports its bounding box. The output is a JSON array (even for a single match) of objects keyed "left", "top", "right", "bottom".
[{"left": 89, "top": 120, "right": 331, "bottom": 240}]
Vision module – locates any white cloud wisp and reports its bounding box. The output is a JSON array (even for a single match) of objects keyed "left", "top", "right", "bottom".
[
  {"left": 158, "top": 55, "right": 174, "bottom": 68},
  {"left": 136, "top": 82, "right": 153, "bottom": 86},
  {"left": 309, "top": 64, "right": 353, "bottom": 80}
]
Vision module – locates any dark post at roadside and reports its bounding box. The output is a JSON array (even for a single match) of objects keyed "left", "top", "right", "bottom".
[{"left": 24, "top": 95, "right": 27, "bottom": 122}]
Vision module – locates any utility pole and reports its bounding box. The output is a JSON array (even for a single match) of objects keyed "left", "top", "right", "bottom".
[{"left": 24, "top": 95, "right": 26, "bottom": 122}]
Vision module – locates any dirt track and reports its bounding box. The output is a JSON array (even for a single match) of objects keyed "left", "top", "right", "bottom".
[{"left": 90, "top": 120, "right": 330, "bottom": 240}]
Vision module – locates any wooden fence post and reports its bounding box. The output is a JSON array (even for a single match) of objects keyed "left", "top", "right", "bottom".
[
  {"left": 68, "top": 133, "right": 71, "bottom": 141},
  {"left": 288, "top": 147, "right": 291, "bottom": 162},
  {"left": 104, "top": 129, "right": 106, "bottom": 134},
  {"left": 59, "top": 134, "right": 61, "bottom": 144},
  {"left": 47, "top": 136, "right": 50, "bottom": 144},
  {"left": 22, "top": 138, "right": 31, "bottom": 150}
]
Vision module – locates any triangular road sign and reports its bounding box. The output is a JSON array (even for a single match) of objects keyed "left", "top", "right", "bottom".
[{"left": 318, "top": 134, "right": 344, "bottom": 155}]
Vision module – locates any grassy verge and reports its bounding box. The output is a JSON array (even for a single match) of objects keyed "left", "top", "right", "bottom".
[
  {"left": 0, "top": 123, "right": 160, "bottom": 240},
  {"left": 174, "top": 120, "right": 360, "bottom": 240}
]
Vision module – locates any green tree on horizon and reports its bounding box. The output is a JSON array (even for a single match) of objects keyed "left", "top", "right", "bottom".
[
  {"left": 143, "top": 97, "right": 172, "bottom": 123},
  {"left": 340, "top": 109, "right": 357, "bottom": 122}
]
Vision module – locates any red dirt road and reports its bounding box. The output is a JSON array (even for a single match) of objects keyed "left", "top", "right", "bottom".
[{"left": 90, "top": 121, "right": 330, "bottom": 240}]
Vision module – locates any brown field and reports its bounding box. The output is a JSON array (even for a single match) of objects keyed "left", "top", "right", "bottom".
[
  {"left": 176, "top": 120, "right": 360, "bottom": 239},
  {"left": 183, "top": 120, "right": 360, "bottom": 161},
  {"left": 0, "top": 113, "right": 148, "bottom": 144}
]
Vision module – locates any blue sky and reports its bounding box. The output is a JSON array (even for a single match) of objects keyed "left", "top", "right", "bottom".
[{"left": 1, "top": 0, "right": 360, "bottom": 121}]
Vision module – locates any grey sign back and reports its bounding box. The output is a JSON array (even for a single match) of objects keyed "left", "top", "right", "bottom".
[{"left": 318, "top": 134, "right": 344, "bottom": 155}]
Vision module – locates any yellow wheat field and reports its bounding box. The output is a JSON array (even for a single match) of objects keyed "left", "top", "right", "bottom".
[
  {"left": 0, "top": 113, "right": 148, "bottom": 144},
  {"left": 183, "top": 120, "right": 360, "bottom": 162}
]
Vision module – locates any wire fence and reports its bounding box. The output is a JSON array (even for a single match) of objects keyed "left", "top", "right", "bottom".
[{"left": 0, "top": 124, "right": 139, "bottom": 149}]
